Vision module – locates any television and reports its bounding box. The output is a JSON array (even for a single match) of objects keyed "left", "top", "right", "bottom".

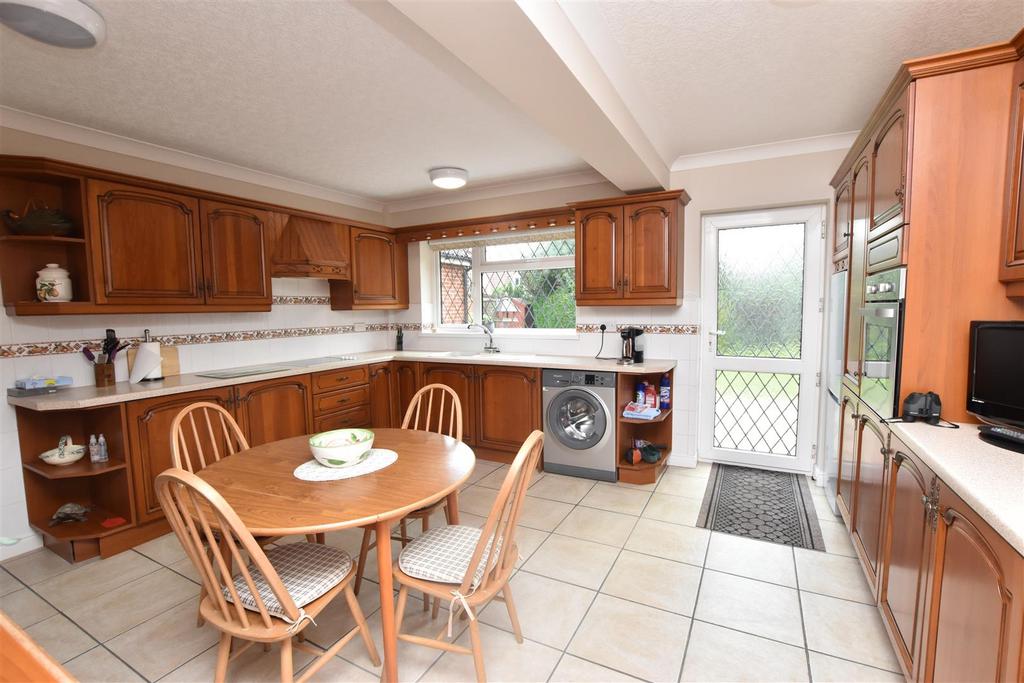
[{"left": 967, "top": 321, "right": 1024, "bottom": 427}]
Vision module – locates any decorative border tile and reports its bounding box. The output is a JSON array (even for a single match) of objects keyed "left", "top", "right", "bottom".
[
  {"left": 271, "top": 295, "right": 331, "bottom": 305},
  {"left": 576, "top": 323, "right": 699, "bottom": 335}
]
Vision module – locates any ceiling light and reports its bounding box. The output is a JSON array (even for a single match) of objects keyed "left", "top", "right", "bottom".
[
  {"left": 0, "top": 0, "right": 105, "bottom": 48},
  {"left": 429, "top": 167, "right": 468, "bottom": 190}
]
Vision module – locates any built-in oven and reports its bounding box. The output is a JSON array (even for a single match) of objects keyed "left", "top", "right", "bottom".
[{"left": 860, "top": 267, "right": 906, "bottom": 419}]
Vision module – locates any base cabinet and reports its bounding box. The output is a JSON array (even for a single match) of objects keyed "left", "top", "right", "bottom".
[
  {"left": 234, "top": 376, "right": 312, "bottom": 447},
  {"left": 126, "top": 387, "right": 234, "bottom": 524},
  {"left": 925, "top": 488, "right": 1024, "bottom": 683},
  {"left": 368, "top": 362, "right": 397, "bottom": 428},
  {"left": 836, "top": 389, "right": 860, "bottom": 524},
  {"left": 420, "top": 363, "right": 477, "bottom": 445},
  {"left": 851, "top": 411, "right": 889, "bottom": 590},
  {"left": 475, "top": 365, "right": 539, "bottom": 453},
  {"left": 879, "top": 440, "right": 936, "bottom": 678}
]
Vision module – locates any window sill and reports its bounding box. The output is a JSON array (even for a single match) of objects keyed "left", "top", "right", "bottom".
[{"left": 424, "top": 328, "right": 580, "bottom": 341}]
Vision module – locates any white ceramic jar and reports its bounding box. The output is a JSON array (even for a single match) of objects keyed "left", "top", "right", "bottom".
[{"left": 35, "top": 263, "right": 72, "bottom": 302}]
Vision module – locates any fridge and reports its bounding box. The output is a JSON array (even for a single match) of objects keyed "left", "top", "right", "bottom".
[{"left": 822, "top": 270, "right": 847, "bottom": 515}]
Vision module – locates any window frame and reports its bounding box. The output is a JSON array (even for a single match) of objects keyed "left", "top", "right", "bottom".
[{"left": 433, "top": 238, "right": 576, "bottom": 334}]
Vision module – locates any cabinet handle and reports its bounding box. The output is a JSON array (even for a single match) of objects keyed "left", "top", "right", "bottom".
[
  {"left": 841, "top": 231, "right": 851, "bottom": 238},
  {"left": 895, "top": 187, "right": 905, "bottom": 202},
  {"left": 623, "top": 277, "right": 629, "bottom": 287}
]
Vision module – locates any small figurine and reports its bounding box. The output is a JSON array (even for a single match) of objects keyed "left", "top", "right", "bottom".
[{"left": 49, "top": 503, "right": 90, "bottom": 526}]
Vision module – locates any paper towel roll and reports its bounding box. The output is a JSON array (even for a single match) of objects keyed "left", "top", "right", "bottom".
[{"left": 129, "top": 342, "right": 163, "bottom": 383}]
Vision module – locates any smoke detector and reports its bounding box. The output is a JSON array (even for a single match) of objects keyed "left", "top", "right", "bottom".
[{"left": 0, "top": 0, "right": 105, "bottom": 48}]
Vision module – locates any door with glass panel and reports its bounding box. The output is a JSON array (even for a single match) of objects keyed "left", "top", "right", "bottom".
[{"left": 699, "top": 205, "right": 825, "bottom": 473}]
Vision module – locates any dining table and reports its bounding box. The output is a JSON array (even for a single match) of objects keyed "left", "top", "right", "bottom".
[{"left": 195, "top": 428, "right": 476, "bottom": 683}]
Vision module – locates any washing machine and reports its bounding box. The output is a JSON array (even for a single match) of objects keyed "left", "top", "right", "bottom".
[{"left": 541, "top": 369, "right": 617, "bottom": 481}]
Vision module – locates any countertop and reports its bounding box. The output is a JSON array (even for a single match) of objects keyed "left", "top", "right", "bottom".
[
  {"left": 7, "top": 350, "right": 676, "bottom": 412},
  {"left": 890, "top": 421, "right": 1024, "bottom": 556}
]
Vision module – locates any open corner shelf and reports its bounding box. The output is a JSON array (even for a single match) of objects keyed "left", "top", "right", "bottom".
[
  {"left": 619, "top": 407, "right": 673, "bottom": 424},
  {"left": 30, "top": 505, "right": 132, "bottom": 542},
  {"left": 22, "top": 457, "right": 127, "bottom": 480}
]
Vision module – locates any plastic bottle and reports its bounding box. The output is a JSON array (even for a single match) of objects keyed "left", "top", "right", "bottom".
[
  {"left": 645, "top": 383, "right": 657, "bottom": 408},
  {"left": 96, "top": 434, "right": 109, "bottom": 463},
  {"left": 659, "top": 373, "right": 671, "bottom": 410},
  {"left": 634, "top": 382, "right": 645, "bottom": 404},
  {"left": 88, "top": 434, "right": 100, "bottom": 463}
]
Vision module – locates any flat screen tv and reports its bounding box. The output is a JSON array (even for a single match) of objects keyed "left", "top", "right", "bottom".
[{"left": 967, "top": 321, "right": 1024, "bottom": 427}]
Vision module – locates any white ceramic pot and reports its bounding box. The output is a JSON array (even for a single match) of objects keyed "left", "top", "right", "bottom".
[{"left": 35, "top": 263, "right": 72, "bottom": 302}]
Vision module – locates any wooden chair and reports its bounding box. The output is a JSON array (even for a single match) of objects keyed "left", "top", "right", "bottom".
[
  {"left": 391, "top": 430, "right": 544, "bottom": 683},
  {"left": 354, "top": 384, "right": 463, "bottom": 598},
  {"left": 170, "top": 402, "right": 319, "bottom": 629},
  {"left": 156, "top": 468, "right": 380, "bottom": 683}
]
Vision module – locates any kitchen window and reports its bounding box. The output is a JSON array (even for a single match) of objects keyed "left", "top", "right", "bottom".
[{"left": 435, "top": 233, "right": 576, "bottom": 331}]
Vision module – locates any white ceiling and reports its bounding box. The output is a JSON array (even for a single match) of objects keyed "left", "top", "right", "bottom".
[
  {"left": 562, "top": 0, "right": 1023, "bottom": 167},
  {"left": 0, "top": 0, "right": 587, "bottom": 201}
]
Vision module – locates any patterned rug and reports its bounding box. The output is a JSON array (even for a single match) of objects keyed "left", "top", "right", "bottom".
[{"left": 696, "top": 464, "right": 826, "bottom": 551}]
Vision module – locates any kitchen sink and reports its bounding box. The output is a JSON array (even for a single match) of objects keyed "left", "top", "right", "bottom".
[{"left": 197, "top": 364, "right": 293, "bottom": 379}]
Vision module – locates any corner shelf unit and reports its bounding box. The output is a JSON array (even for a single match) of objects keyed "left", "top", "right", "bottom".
[
  {"left": 615, "top": 369, "right": 674, "bottom": 485},
  {"left": 15, "top": 403, "right": 137, "bottom": 562}
]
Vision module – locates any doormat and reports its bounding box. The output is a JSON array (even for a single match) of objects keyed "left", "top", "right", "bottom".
[{"left": 696, "top": 463, "right": 826, "bottom": 551}]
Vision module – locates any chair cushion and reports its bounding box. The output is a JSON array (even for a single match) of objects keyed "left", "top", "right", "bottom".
[
  {"left": 223, "top": 542, "right": 352, "bottom": 620},
  {"left": 398, "top": 524, "right": 499, "bottom": 587}
]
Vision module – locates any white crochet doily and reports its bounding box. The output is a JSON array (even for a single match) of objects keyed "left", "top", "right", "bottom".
[{"left": 293, "top": 449, "right": 398, "bottom": 482}]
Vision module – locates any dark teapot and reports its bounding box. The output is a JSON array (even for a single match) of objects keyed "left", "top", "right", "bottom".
[{"left": 2, "top": 201, "right": 76, "bottom": 237}]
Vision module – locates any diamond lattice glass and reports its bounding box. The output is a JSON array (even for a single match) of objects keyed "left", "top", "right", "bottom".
[
  {"left": 480, "top": 268, "right": 575, "bottom": 330},
  {"left": 484, "top": 239, "right": 575, "bottom": 262},
  {"left": 717, "top": 223, "right": 805, "bottom": 359},
  {"left": 714, "top": 371, "right": 800, "bottom": 456},
  {"left": 438, "top": 248, "right": 473, "bottom": 325}
]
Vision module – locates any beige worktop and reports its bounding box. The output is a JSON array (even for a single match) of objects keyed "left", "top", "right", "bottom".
[
  {"left": 7, "top": 350, "right": 676, "bottom": 412},
  {"left": 890, "top": 421, "right": 1024, "bottom": 556}
]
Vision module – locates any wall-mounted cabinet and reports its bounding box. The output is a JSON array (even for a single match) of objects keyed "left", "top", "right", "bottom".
[
  {"left": 570, "top": 190, "right": 688, "bottom": 306},
  {"left": 1002, "top": 55, "right": 1024, "bottom": 297},
  {"left": 330, "top": 227, "right": 409, "bottom": 310}
]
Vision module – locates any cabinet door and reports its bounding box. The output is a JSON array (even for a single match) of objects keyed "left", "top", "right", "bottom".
[
  {"left": 851, "top": 410, "right": 889, "bottom": 589},
  {"left": 235, "top": 376, "right": 312, "bottom": 447},
  {"left": 623, "top": 200, "right": 677, "bottom": 299},
  {"left": 368, "top": 362, "right": 396, "bottom": 429},
  {"left": 870, "top": 93, "right": 909, "bottom": 239},
  {"left": 844, "top": 156, "right": 870, "bottom": 389},
  {"left": 87, "top": 180, "right": 203, "bottom": 304},
  {"left": 475, "top": 365, "right": 539, "bottom": 453},
  {"left": 420, "top": 363, "right": 475, "bottom": 444},
  {"left": 350, "top": 228, "right": 402, "bottom": 306},
  {"left": 393, "top": 361, "right": 421, "bottom": 422},
  {"left": 925, "top": 489, "right": 1024, "bottom": 682},
  {"left": 125, "top": 388, "right": 234, "bottom": 523},
  {"left": 199, "top": 200, "right": 272, "bottom": 306},
  {"left": 837, "top": 389, "right": 860, "bottom": 526},
  {"left": 575, "top": 206, "right": 623, "bottom": 301},
  {"left": 879, "top": 440, "right": 935, "bottom": 678},
  {"left": 1001, "top": 56, "right": 1024, "bottom": 290},
  {"left": 833, "top": 177, "right": 852, "bottom": 262}
]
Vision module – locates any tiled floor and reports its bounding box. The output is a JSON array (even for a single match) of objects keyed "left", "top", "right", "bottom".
[{"left": 0, "top": 460, "right": 903, "bottom": 682}]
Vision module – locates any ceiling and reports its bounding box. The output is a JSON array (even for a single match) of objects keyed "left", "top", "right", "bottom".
[
  {"left": 563, "top": 0, "right": 1023, "bottom": 166},
  {"left": 0, "top": 0, "right": 587, "bottom": 201}
]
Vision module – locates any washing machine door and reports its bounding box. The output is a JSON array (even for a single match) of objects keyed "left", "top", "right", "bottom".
[{"left": 546, "top": 388, "right": 610, "bottom": 451}]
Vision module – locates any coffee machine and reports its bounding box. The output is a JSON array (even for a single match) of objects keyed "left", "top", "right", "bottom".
[{"left": 619, "top": 327, "right": 645, "bottom": 365}]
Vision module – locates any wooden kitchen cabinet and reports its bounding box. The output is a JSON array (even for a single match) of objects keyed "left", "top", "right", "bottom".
[
  {"left": 1001, "top": 55, "right": 1024, "bottom": 297},
  {"left": 836, "top": 388, "right": 860, "bottom": 526},
  {"left": 869, "top": 91, "right": 911, "bottom": 240},
  {"left": 368, "top": 362, "right": 397, "bottom": 428},
  {"left": 125, "top": 387, "right": 234, "bottom": 523},
  {"left": 843, "top": 155, "right": 870, "bottom": 389},
  {"left": 234, "top": 375, "right": 312, "bottom": 447},
  {"left": 393, "top": 361, "right": 421, "bottom": 420},
  {"left": 925, "top": 486, "right": 1024, "bottom": 682},
  {"left": 330, "top": 227, "right": 409, "bottom": 310},
  {"left": 851, "top": 409, "right": 889, "bottom": 589},
  {"left": 833, "top": 174, "right": 852, "bottom": 263},
  {"left": 575, "top": 205, "right": 623, "bottom": 301},
  {"left": 87, "top": 179, "right": 204, "bottom": 305},
  {"left": 199, "top": 200, "right": 272, "bottom": 306},
  {"left": 879, "top": 438, "right": 936, "bottom": 678},
  {"left": 474, "top": 365, "right": 539, "bottom": 453},
  {"left": 420, "top": 363, "right": 476, "bottom": 445},
  {"left": 571, "top": 190, "right": 687, "bottom": 306}
]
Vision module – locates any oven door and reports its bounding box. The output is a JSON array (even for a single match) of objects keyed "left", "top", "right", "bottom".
[{"left": 860, "top": 301, "right": 902, "bottom": 419}]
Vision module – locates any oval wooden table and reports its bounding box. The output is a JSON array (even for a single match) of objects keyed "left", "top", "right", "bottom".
[{"left": 196, "top": 429, "right": 476, "bottom": 683}]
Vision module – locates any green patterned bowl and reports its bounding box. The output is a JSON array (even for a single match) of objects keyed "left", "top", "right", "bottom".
[{"left": 309, "top": 428, "right": 374, "bottom": 468}]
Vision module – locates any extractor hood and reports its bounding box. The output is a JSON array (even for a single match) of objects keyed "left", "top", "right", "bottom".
[{"left": 271, "top": 215, "right": 351, "bottom": 279}]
